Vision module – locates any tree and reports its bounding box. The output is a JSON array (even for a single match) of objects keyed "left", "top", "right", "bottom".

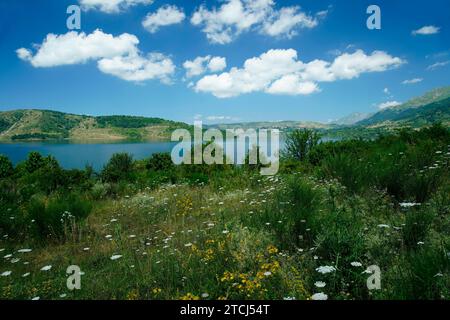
[
  {"left": 146, "top": 153, "right": 174, "bottom": 172},
  {"left": 285, "top": 129, "right": 321, "bottom": 161},
  {"left": 25, "top": 151, "right": 45, "bottom": 173},
  {"left": 101, "top": 153, "right": 134, "bottom": 182},
  {"left": 0, "top": 155, "right": 13, "bottom": 178}
]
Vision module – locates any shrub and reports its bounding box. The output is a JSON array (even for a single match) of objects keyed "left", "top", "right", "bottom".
[
  {"left": 29, "top": 193, "right": 92, "bottom": 241},
  {"left": 101, "top": 153, "right": 134, "bottom": 182},
  {"left": 146, "top": 153, "right": 174, "bottom": 172},
  {"left": 0, "top": 155, "right": 13, "bottom": 179},
  {"left": 285, "top": 129, "right": 321, "bottom": 161}
]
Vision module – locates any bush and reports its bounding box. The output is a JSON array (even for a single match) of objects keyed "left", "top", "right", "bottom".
[
  {"left": 285, "top": 129, "right": 321, "bottom": 161},
  {"left": 0, "top": 155, "right": 13, "bottom": 179},
  {"left": 101, "top": 153, "right": 134, "bottom": 182},
  {"left": 146, "top": 153, "right": 174, "bottom": 172},
  {"left": 29, "top": 193, "right": 92, "bottom": 241}
]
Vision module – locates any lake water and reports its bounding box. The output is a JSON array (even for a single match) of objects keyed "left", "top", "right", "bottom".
[
  {"left": 0, "top": 139, "right": 285, "bottom": 171},
  {"left": 0, "top": 141, "right": 178, "bottom": 171}
]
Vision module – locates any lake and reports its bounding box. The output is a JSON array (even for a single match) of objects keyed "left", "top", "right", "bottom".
[
  {"left": 0, "top": 141, "right": 179, "bottom": 171},
  {"left": 0, "top": 139, "right": 285, "bottom": 171}
]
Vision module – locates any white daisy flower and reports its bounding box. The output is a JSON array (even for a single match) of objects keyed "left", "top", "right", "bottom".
[
  {"left": 350, "top": 262, "right": 363, "bottom": 267},
  {"left": 110, "top": 255, "right": 122, "bottom": 261},
  {"left": 311, "top": 292, "right": 328, "bottom": 300},
  {"left": 1, "top": 271, "right": 12, "bottom": 277},
  {"left": 315, "top": 266, "right": 336, "bottom": 274},
  {"left": 40, "top": 265, "right": 52, "bottom": 271},
  {"left": 314, "top": 281, "right": 326, "bottom": 288}
]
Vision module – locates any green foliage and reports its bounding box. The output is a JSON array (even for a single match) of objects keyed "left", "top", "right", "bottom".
[
  {"left": 28, "top": 193, "right": 92, "bottom": 240},
  {"left": 146, "top": 153, "right": 174, "bottom": 172},
  {"left": 101, "top": 153, "right": 135, "bottom": 183},
  {"left": 0, "top": 154, "right": 13, "bottom": 178},
  {"left": 285, "top": 129, "right": 321, "bottom": 161}
]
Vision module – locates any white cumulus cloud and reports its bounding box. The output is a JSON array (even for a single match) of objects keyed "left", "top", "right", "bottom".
[
  {"left": 98, "top": 52, "right": 175, "bottom": 83},
  {"left": 183, "top": 55, "right": 227, "bottom": 78},
  {"left": 16, "top": 30, "right": 139, "bottom": 67},
  {"left": 378, "top": 101, "right": 402, "bottom": 110},
  {"left": 79, "top": 0, "right": 153, "bottom": 13},
  {"left": 16, "top": 29, "right": 175, "bottom": 83},
  {"left": 142, "top": 5, "right": 185, "bottom": 33},
  {"left": 208, "top": 57, "right": 227, "bottom": 72},
  {"left": 412, "top": 25, "right": 440, "bottom": 36},
  {"left": 194, "top": 48, "right": 404, "bottom": 98},
  {"left": 191, "top": 0, "right": 321, "bottom": 44}
]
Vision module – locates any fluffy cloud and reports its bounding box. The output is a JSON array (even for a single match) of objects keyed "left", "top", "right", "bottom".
[
  {"left": 378, "top": 101, "right": 402, "bottom": 110},
  {"left": 412, "top": 25, "right": 440, "bottom": 35},
  {"left": 402, "top": 78, "right": 423, "bottom": 84},
  {"left": 191, "top": 0, "right": 321, "bottom": 44},
  {"left": 16, "top": 30, "right": 139, "bottom": 67},
  {"left": 262, "top": 6, "right": 318, "bottom": 38},
  {"left": 142, "top": 5, "right": 185, "bottom": 33},
  {"left": 98, "top": 53, "right": 175, "bottom": 82},
  {"left": 183, "top": 55, "right": 227, "bottom": 78},
  {"left": 208, "top": 57, "right": 227, "bottom": 72},
  {"left": 194, "top": 49, "right": 404, "bottom": 98},
  {"left": 427, "top": 60, "right": 449, "bottom": 71},
  {"left": 79, "top": 0, "right": 153, "bottom": 13},
  {"left": 17, "top": 29, "right": 174, "bottom": 83}
]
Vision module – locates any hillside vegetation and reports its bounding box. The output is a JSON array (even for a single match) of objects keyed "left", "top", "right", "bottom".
[
  {"left": 0, "top": 125, "right": 448, "bottom": 300},
  {"left": 0, "top": 110, "right": 191, "bottom": 141}
]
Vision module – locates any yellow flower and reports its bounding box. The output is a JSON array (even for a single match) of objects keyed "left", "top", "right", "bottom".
[
  {"left": 180, "top": 293, "right": 200, "bottom": 300},
  {"left": 267, "top": 245, "right": 279, "bottom": 255},
  {"left": 152, "top": 288, "right": 162, "bottom": 295}
]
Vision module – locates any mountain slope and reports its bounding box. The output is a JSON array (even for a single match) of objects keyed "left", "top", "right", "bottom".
[
  {"left": 0, "top": 109, "right": 191, "bottom": 141},
  {"left": 356, "top": 86, "right": 450, "bottom": 128}
]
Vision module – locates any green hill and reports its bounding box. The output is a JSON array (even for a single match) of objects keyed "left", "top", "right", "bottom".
[
  {"left": 356, "top": 86, "right": 450, "bottom": 128},
  {"left": 0, "top": 109, "right": 191, "bottom": 141}
]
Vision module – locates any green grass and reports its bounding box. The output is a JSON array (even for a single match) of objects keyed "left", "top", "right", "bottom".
[{"left": 0, "top": 125, "right": 449, "bottom": 300}]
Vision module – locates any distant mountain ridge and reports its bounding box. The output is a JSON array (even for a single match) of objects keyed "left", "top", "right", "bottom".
[
  {"left": 356, "top": 86, "right": 450, "bottom": 128},
  {"left": 0, "top": 109, "right": 191, "bottom": 141}
]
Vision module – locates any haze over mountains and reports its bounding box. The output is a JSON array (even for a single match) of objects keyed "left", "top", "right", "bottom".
[{"left": 0, "top": 86, "right": 449, "bottom": 141}]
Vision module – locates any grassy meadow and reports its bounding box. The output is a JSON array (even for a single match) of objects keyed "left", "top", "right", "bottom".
[{"left": 0, "top": 124, "right": 449, "bottom": 300}]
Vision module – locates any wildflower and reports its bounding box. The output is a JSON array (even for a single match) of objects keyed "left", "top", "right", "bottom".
[
  {"left": 105, "top": 235, "right": 112, "bottom": 239},
  {"left": 3, "top": 254, "right": 12, "bottom": 259},
  {"left": 18, "top": 249, "right": 32, "bottom": 253},
  {"left": 263, "top": 271, "right": 272, "bottom": 277},
  {"left": 267, "top": 245, "right": 278, "bottom": 255},
  {"left": 60, "top": 294, "right": 67, "bottom": 298},
  {"left": 377, "top": 224, "right": 390, "bottom": 229},
  {"left": 184, "top": 243, "right": 193, "bottom": 247},
  {"left": 283, "top": 297, "right": 296, "bottom": 300},
  {"left": 83, "top": 247, "right": 90, "bottom": 251},
  {"left": 110, "top": 255, "right": 122, "bottom": 261},
  {"left": 1, "top": 271, "right": 12, "bottom": 277},
  {"left": 311, "top": 292, "right": 328, "bottom": 300},
  {"left": 316, "top": 266, "right": 336, "bottom": 274},
  {"left": 180, "top": 293, "right": 200, "bottom": 300},
  {"left": 399, "top": 202, "right": 421, "bottom": 208},
  {"left": 40, "top": 265, "right": 52, "bottom": 271},
  {"left": 222, "top": 230, "right": 229, "bottom": 234},
  {"left": 31, "top": 297, "right": 40, "bottom": 301},
  {"left": 152, "top": 288, "right": 162, "bottom": 295},
  {"left": 314, "top": 281, "right": 326, "bottom": 288},
  {"left": 22, "top": 273, "right": 30, "bottom": 277},
  {"left": 434, "top": 273, "right": 443, "bottom": 277},
  {"left": 350, "top": 262, "right": 363, "bottom": 267},
  {"left": 201, "top": 293, "right": 209, "bottom": 298},
  {"left": 128, "top": 235, "right": 136, "bottom": 238},
  {"left": 11, "top": 258, "right": 20, "bottom": 264},
  {"left": 417, "top": 241, "right": 425, "bottom": 245}
]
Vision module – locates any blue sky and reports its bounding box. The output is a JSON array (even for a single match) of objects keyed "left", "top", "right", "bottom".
[{"left": 0, "top": 0, "right": 449, "bottom": 124}]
